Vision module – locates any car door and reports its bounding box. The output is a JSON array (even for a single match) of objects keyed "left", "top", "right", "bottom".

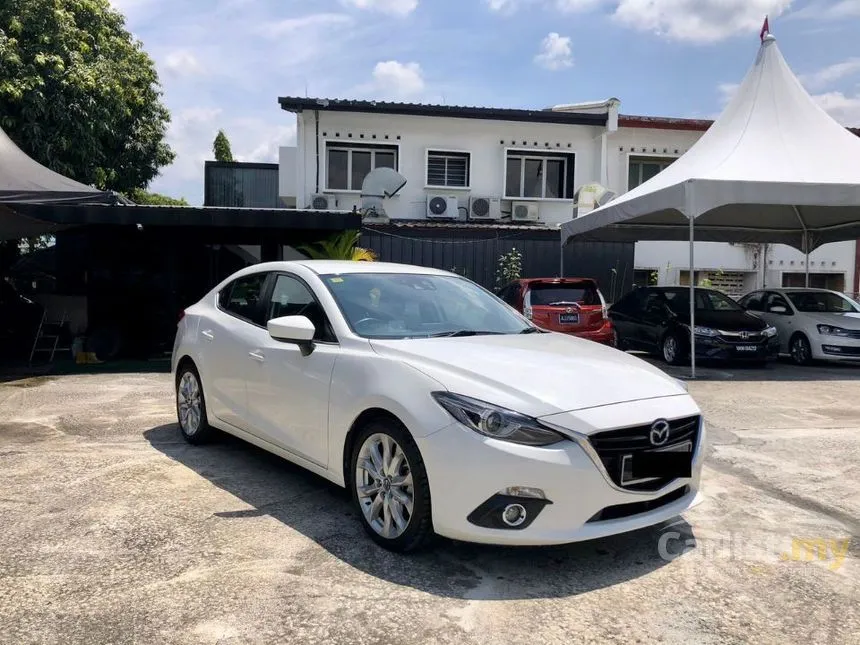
[
  {"left": 204, "top": 272, "right": 269, "bottom": 431},
  {"left": 761, "top": 291, "right": 795, "bottom": 353},
  {"left": 638, "top": 290, "right": 672, "bottom": 350},
  {"left": 609, "top": 290, "right": 644, "bottom": 349},
  {"left": 244, "top": 272, "right": 339, "bottom": 467}
]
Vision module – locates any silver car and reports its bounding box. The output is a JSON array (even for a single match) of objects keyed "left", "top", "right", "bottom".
[{"left": 738, "top": 288, "right": 860, "bottom": 365}]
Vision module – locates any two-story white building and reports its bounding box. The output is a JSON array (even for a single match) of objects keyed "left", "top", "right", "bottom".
[{"left": 277, "top": 97, "right": 858, "bottom": 298}]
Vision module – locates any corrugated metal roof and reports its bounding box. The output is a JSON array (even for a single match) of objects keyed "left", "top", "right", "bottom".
[
  {"left": 368, "top": 219, "right": 557, "bottom": 232},
  {"left": 277, "top": 97, "right": 608, "bottom": 127}
]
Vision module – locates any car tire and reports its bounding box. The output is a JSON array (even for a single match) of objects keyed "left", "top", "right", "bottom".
[
  {"left": 662, "top": 332, "right": 686, "bottom": 365},
  {"left": 789, "top": 333, "right": 813, "bottom": 366},
  {"left": 350, "top": 419, "right": 433, "bottom": 553},
  {"left": 175, "top": 363, "right": 215, "bottom": 444}
]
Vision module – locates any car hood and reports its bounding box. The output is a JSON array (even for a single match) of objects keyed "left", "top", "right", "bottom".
[
  {"left": 369, "top": 332, "right": 687, "bottom": 418},
  {"left": 800, "top": 311, "right": 860, "bottom": 328},
  {"left": 674, "top": 309, "right": 767, "bottom": 331}
]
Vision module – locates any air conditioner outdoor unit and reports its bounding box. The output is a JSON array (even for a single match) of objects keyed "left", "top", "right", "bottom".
[
  {"left": 426, "top": 195, "right": 459, "bottom": 219},
  {"left": 468, "top": 196, "right": 502, "bottom": 220},
  {"left": 511, "top": 201, "right": 540, "bottom": 222},
  {"left": 309, "top": 193, "right": 335, "bottom": 210}
]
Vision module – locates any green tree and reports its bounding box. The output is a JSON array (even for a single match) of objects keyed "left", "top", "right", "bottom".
[
  {"left": 213, "top": 129, "right": 233, "bottom": 162},
  {"left": 0, "top": 0, "right": 174, "bottom": 194},
  {"left": 127, "top": 188, "right": 189, "bottom": 206},
  {"left": 299, "top": 230, "right": 377, "bottom": 262}
]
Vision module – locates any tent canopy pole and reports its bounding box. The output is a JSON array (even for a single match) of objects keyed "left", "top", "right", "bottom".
[{"left": 689, "top": 213, "right": 696, "bottom": 379}]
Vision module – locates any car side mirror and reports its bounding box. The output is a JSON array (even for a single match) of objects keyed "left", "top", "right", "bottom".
[
  {"left": 768, "top": 305, "right": 788, "bottom": 314},
  {"left": 268, "top": 315, "right": 315, "bottom": 355}
]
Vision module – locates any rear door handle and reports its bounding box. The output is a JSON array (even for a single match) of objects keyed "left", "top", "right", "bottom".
[
  {"left": 248, "top": 350, "right": 265, "bottom": 362},
  {"left": 201, "top": 330, "right": 214, "bottom": 341}
]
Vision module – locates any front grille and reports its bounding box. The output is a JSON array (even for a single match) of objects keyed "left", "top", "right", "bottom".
[
  {"left": 588, "top": 415, "right": 700, "bottom": 492},
  {"left": 716, "top": 330, "right": 765, "bottom": 344}
]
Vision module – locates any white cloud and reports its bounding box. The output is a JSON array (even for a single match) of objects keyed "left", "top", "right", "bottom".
[
  {"left": 341, "top": 0, "right": 418, "bottom": 16},
  {"left": 718, "top": 82, "right": 740, "bottom": 104},
  {"left": 555, "top": 0, "right": 604, "bottom": 11},
  {"left": 812, "top": 91, "right": 860, "bottom": 126},
  {"left": 799, "top": 58, "right": 860, "bottom": 91},
  {"left": 534, "top": 33, "right": 574, "bottom": 70},
  {"left": 262, "top": 13, "right": 352, "bottom": 37},
  {"left": 162, "top": 49, "right": 204, "bottom": 77},
  {"left": 367, "top": 60, "right": 427, "bottom": 98},
  {"left": 613, "top": 0, "right": 791, "bottom": 43},
  {"left": 790, "top": 0, "right": 860, "bottom": 20}
]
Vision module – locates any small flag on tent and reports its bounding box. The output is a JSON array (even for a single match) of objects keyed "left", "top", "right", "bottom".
[{"left": 760, "top": 16, "right": 770, "bottom": 41}]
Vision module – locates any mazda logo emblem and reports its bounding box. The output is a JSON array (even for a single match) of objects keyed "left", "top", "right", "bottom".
[{"left": 649, "top": 419, "right": 671, "bottom": 446}]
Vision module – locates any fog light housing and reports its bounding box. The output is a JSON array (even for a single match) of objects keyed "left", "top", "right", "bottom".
[
  {"left": 467, "top": 493, "right": 553, "bottom": 530},
  {"left": 502, "top": 503, "right": 527, "bottom": 527}
]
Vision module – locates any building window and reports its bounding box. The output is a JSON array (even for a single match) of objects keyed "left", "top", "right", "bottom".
[
  {"left": 628, "top": 156, "right": 675, "bottom": 190},
  {"left": 426, "top": 151, "right": 470, "bottom": 188},
  {"left": 505, "top": 152, "right": 574, "bottom": 199},
  {"left": 326, "top": 143, "right": 397, "bottom": 191}
]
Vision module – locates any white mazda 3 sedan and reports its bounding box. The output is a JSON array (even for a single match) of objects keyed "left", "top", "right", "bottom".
[{"left": 172, "top": 261, "right": 705, "bottom": 552}]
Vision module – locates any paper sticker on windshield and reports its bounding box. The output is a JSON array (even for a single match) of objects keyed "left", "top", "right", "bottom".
[{"left": 329, "top": 277, "right": 344, "bottom": 283}]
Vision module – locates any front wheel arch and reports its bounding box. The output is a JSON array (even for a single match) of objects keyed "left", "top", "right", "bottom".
[
  {"left": 342, "top": 408, "right": 411, "bottom": 493},
  {"left": 789, "top": 332, "right": 813, "bottom": 365}
]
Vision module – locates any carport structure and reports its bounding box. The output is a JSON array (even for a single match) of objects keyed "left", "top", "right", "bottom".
[
  {"left": 560, "top": 32, "right": 860, "bottom": 377},
  {"left": 1, "top": 124, "right": 359, "bottom": 360}
]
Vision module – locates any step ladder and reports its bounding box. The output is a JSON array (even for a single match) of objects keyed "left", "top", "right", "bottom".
[{"left": 29, "top": 309, "right": 70, "bottom": 366}]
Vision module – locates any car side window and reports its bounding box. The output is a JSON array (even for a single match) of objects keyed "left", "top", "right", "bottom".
[
  {"left": 267, "top": 274, "right": 336, "bottom": 343},
  {"left": 764, "top": 292, "right": 792, "bottom": 314},
  {"left": 219, "top": 273, "right": 267, "bottom": 325}
]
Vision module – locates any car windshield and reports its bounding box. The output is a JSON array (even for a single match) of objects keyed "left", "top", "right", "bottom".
[
  {"left": 662, "top": 289, "right": 744, "bottom": 314},
  {"left": 321, "top": 272, "right": 533, "bottom": 339},
  {"left": 526, "top": 283, "right": 599, "bottom": 307},
  {"left": 786, "top": 291, "right": 860, "bottom": 313}
]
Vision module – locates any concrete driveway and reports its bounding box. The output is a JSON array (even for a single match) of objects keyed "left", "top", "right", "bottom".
[{"left": 1, "top": 363, "right": 858, "bottom": 644}]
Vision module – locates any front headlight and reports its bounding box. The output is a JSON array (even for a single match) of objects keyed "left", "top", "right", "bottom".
[
  {"left": 431, "top": 392, "right": 565, "bottom": 447},
  {"left": 693, "top": 326, "right": 719, "bottom": 337},
  {"left": 764, "top": 326, "right": 778, "bottom": 338},
  {"left": 818, "top": 324, "right": 849, "bottom": 336}
]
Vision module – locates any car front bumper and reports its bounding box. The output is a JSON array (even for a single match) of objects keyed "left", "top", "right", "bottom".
[
  {"left": 693, "top": 336, "right": 779, "bottom": 361},
  {"left": 417, "top": 396, "right": 705, "bottom": 546},
  {"left": 815, "top": 335, "right": 860, "bottom": 361}
]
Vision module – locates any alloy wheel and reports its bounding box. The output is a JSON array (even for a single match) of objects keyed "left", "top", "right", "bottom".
[
  {"left": 791, "top": 336, "right": 810, "bottom": 365},
  {"left": 355, "top": 433, "right": 415, "bottom": 539},
  {"left": 663, "top": 336, "right": 678, "bottom": 363},
  {"left": 177, "top": 371, "right": 202, "bottom": 435}
]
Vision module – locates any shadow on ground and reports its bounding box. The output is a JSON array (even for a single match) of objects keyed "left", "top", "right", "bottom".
[{"left": 144, "top": 423, "right": 693, "bottom": 600}]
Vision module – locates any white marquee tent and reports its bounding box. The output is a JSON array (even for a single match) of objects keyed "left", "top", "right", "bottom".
[{"left": 560, "top": 32, "right": 860, "bottom": 376}]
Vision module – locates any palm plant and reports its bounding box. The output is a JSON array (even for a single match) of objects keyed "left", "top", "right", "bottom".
[{"left": 299, "top": 230, "right": 377, "bottom": 261}]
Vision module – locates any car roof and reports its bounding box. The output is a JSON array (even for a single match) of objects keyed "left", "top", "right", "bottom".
[
  {"left": 518, "top": 277, "right": 596, "bottom": 285},
  {"left": 240, "top": 260, "right": 454, "bottom": 277}
]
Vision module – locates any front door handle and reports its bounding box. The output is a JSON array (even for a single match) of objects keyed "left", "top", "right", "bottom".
[
  {"left": 201, "top": 330, "right": 214, "bottom": 341},
  {"left": 248, "top": 350, "right": 265, "bottom": 362}
]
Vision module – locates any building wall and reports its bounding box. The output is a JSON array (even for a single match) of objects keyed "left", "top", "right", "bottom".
[
  {"left": 280, "top": 112, "right": 857, "bottom": 296},
  {"left": 293, "top": 110, "right": 606, "bottom": 227}
]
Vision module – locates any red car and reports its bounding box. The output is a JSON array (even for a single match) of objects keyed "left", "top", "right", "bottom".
[{"left": 496, "top": 277, "right": 615, "bottom": 345}]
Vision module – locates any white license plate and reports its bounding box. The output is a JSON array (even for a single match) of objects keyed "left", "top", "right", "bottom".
[{"left": 736, "top": 345, "right": 758, "bottom": 352}]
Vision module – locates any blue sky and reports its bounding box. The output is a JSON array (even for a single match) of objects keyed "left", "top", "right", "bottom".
[{"left": 109, "top": 0, "right": 860, "bottom": 204}]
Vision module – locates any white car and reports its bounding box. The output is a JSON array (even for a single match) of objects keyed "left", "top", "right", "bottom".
[
  {"left": 172, "top": 260, "right": 705, "bottom": 552},
  {"left": 738, "top": 288, "right": 860, "bottom": 365}
]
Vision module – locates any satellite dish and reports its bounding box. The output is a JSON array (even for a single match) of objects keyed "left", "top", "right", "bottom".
[{"left": 360, "top": 167, "right": 407, "bottom": 217}]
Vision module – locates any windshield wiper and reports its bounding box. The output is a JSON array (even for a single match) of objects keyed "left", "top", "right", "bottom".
[
  {"left": 519, "top": 327, "right": 542, "bottom": 334},
  {"left": 429, "top": 330, "right": 504, "bottom": 338}
]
